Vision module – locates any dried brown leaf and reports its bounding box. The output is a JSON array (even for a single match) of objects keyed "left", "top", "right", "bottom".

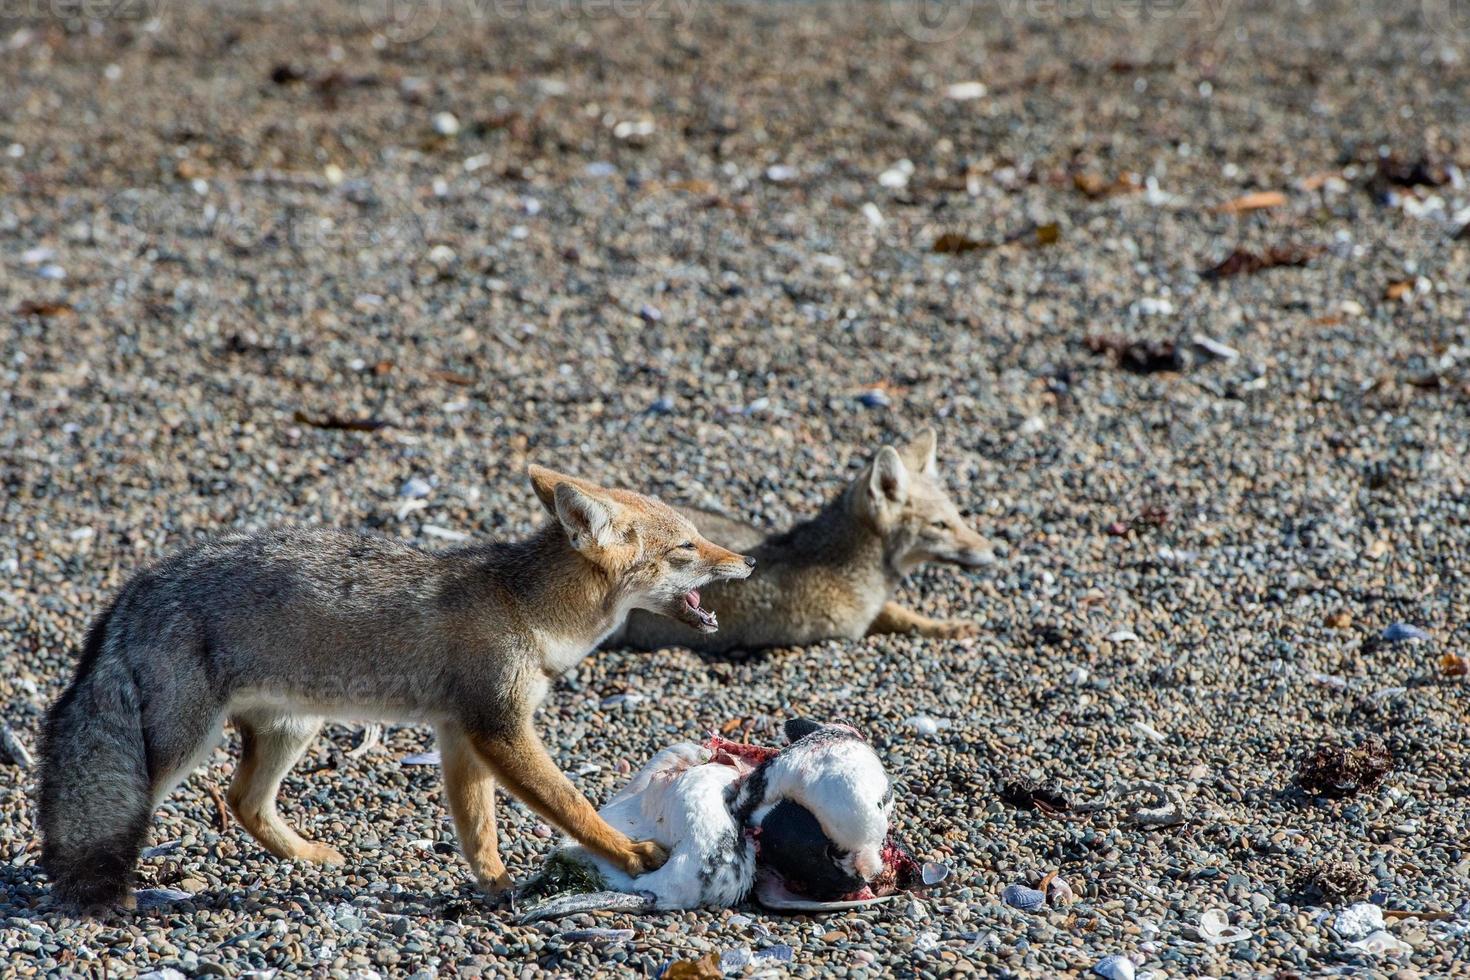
[
  {"left": 1384, "top": 280, "right": 1414, "bottom": 301},
  {"left": 15, "top": 300, "right": 74, "bottom": 317},
  {"left": 1214, "top": 190, "right": 1287, "bottom": 214},
  {"left": 1073, "top": 171, "right": 1140, "bottom": 199},
  {"left": 428, "top": 369, "right": 475, "bottom": 386},
  {"left": 1200, "top": 245, "right": 1321, "bottom": 280},
  {"left": 932, "top": 232, "right": 989, "bottom": 254},
  {"left": 664, "top": 953, "right": 722, "bottom": 979}
]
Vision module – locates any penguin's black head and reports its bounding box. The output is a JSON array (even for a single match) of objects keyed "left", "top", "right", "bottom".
[{"left": 757, "top": 799, "right": 867, "bottom": 901}]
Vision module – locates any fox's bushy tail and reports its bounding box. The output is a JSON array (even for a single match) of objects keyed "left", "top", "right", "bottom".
[{"left": 38, "top": 604, "right": 152, "bottom": 909}]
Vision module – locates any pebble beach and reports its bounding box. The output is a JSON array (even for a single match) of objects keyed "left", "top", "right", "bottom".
[{"left": 2, "top": 0, "right": 1469, "bottom": 976}]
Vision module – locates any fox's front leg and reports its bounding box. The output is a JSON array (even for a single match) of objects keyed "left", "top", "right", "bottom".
[
  {"left": 468, "top": 723, "right": 668, "bottom": 877},
  {"left": 437, "top": 723, "right": 513, "bottom": 899},
  {"left": 867, "top": 601, "right": 978, "bottom": 639}
]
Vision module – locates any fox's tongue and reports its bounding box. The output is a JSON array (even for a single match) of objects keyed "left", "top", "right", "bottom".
[{"left": 682, "top": 590, "right": 717, "bottom": 631}]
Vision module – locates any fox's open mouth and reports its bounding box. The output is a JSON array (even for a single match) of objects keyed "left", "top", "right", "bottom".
[{"left": 677, "top": 589, "right": 719, "bottom": 633}]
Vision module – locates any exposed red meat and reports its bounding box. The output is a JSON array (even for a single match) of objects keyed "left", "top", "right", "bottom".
[{"left": 705, "top": 734, "right": 781, "bottom": 769}]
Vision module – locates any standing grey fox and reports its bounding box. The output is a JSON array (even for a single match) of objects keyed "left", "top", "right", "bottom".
[
  {"left": 37, "top": 465, "right": 754, "bottom": 910},
  {"left": 612, "top": 430, "right": 992, "bottom": 653}
]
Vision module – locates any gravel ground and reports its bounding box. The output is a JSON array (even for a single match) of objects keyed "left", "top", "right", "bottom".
[{"left": 3, "top": 0, "right": 1470, "bottom": 976}]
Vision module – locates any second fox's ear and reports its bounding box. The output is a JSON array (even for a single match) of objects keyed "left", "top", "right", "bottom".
[
  {"left": 554, "top": 483, "right": 618, "bottom": 550},
  {"left": 528, "top": 464, "right": 572, "bottom": 516},
  {"left": 905, "top": 428, "right": 938, "bottom": 477},
  {"left": 868, "top": 446, "right": 909, "bottom": 507}
]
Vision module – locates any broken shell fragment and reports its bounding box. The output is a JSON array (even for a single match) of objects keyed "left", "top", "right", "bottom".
[
  {"left": 1345, "top": 929, "right": 1412, "bottom": 955},
  {"left": 921, "top": 861, "right": 950, "bottom": 886},
  {"left": 1193, "top": 907, "right": 1252, "bottom": 945},
  {"left": 1046, "top": 875, "right": 1076, "bottom": 906},
  {"left": 1121, "top": 781, "right": 1187, "bottom": 827},
  {"left": 1002, "top": 884, "right": 1046, "bottom": 911}
]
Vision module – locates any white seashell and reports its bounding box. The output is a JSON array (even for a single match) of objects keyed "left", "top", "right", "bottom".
[
  {"left": 943, "top": 81, "right": 988, "bottom": 101},
  {"left": 1345, "top": 929, "right": 1412, "bottom": 955},
  {"left": 878, "top": 160, "right": 914, "bottom": 189},
  {"left": 400, "top": 751, "right": 441, "bottom": 766},
  {"left": 1107, "top": 630, "right": 1139, "bottom": 643},
  {"left": 1191, "top": 334, "right": 1240, "bottom": 360},
  {"left": 1132, "top": 297, "right": 1175, "bottom": 317},
  {"left": 1130, "top": 721, "right": 1166, "bottom": 744},
  {"left": 905, "top": 714, "right": 950, "bottom": 736},
  {"left": 1092, "top": 954, "right": 1135, "bottom": 980}
]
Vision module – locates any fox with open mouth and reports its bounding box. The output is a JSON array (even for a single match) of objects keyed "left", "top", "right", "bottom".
[{"left": 37, "top": 464, "right": 754, "bottom": 911}]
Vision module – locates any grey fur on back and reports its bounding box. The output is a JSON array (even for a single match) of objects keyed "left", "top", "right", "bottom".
[{"left": 37, "top": 525, "right": 560, "bottom": 908}]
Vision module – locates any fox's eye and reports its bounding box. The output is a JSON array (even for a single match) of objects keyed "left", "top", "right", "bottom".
[
  {"left": 929, "top": 519, "right": 947, "bottom": 529},
  {"left": 678, "top": 541, "right": 696, "bottom": 550}
]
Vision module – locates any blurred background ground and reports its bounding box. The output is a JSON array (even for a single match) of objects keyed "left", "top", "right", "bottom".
[{"left": 2, "top": 0, "right": 1469, "bottom": 976}]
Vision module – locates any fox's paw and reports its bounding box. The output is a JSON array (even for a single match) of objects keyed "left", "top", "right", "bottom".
[
  {"left": 476, "top": 871, "right": 515, "bottom": 905},
  {"left": 622, "top": 839, "right": 670, "bottom": 877},
  {"left": 926, "top": 619, "right": 980, "bottom": 639},
  {"left": 304, "top": 843, "right": 347, "bottom": 866}
]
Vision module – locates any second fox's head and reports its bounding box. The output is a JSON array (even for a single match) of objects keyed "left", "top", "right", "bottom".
[
  {"left": 528, "top": 465, "right": 754, "bottom": 632},
  {"left": 846, "top": 429, "right": 994, "bottom": 576}
]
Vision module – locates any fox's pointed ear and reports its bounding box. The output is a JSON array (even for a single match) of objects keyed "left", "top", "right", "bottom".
[
  {"left": 554, "top": 483, "right": 618, "bottom": 550},
  {"left": 784, "top": 718, "right": 823, "bottom": 743},
  {"left": 869, "top": 446, "right": 909, "bottom": 506},
  {"left": 528, "top": 464, "right": 571, "bottom": 517},
  {"left": 905, "top": 428, "right": 938, "bottom": 477}
]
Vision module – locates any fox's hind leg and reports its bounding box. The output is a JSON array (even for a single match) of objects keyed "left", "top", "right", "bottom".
[
  {"left": 437, "top": 722, "right": 512, "bottom": 897},
  {"left": 226, "top": 712, "right": 343, "bottom": 865}
]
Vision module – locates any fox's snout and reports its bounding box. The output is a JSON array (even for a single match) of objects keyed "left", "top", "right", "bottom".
[{"left": 701, "top": 543, "right": 755, "bottom": 580}]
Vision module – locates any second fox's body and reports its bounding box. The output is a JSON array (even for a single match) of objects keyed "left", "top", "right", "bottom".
[
  {"left": 615, "top": 430, "right": 992, "bottom": 653},
  {"left": 38, "top": 466, "right": 753, "bottom": 909}
]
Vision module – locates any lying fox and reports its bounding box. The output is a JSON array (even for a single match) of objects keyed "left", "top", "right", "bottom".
[
  {"left": 613, "top": 430, "right": 991, "bottom": 653},
  {"left": 38, "top": 465, "right": 753, "bottom": 910}
]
